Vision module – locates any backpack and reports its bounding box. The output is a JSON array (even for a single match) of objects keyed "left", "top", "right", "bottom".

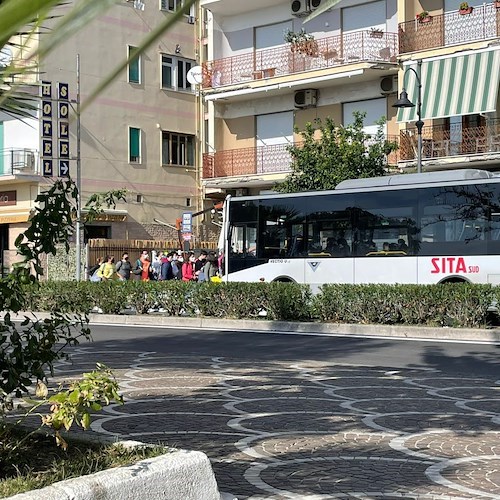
[{"left": 132, "top": 259, "right": 142, "bottom": 275}]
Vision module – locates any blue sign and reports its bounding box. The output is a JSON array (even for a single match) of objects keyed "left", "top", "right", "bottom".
[
  {"left": 181, "top": 212, "right": 192, "bottom": 233},
  {"left": 59, "top": 160, "right": 69, "bottom": 177},
  {"left": 43, "top": 159, "right": 53, "bottom": 176}
]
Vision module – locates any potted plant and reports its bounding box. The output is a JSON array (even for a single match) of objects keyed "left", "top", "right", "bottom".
[
  {"left": 459, "top": 2, "right": 473, "bottom": 14},
  {"left": 284, "top": 28, "right": 319, "bottom": 56},
  {"left": 369, "top": 27, "right": 384, "bottom": 38},
  {"left": 416, "top": 11, "right": 432, "bottom": 23}
]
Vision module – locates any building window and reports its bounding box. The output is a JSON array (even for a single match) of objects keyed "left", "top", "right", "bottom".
[
  {"left": 160, "top": 0, "right": 184, "bottom": 12},
  {"left": 128, "top": 45, "right": 141, "bottom": 84},
  {"left": 186, "top": 197, "right": 191, "bottom": 207},
  {"left": 161, "top": 54, "right": 194, "bottom": 91},
  {"left": 129, "top": 127, "right": 141, "bottom": 163},
  {"left": 136, "top": 194, "right": 144, "bottom": 203},
  {"left": 162, "top": 131, "right": 195, "bottom": 166}
]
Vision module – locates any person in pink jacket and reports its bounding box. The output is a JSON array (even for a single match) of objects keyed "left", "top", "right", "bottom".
[{"left": 182, "top": 252, "right": 196, "bottom": 281}]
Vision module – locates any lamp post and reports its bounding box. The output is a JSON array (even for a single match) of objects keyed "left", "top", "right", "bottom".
[{"left": 393, "top": 60, "right": 423, "bottom": 174}]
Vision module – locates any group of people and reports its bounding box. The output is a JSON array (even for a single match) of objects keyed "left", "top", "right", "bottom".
[{"left": 89, "top": 249, "right": 223, "bottom": 282}]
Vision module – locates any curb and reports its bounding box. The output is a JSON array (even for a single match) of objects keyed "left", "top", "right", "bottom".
[
  {"left": 89, "top": 314, "right": 500, "bottom": 343},
  {"left": 8, "top": 449, "right": 220, "bottom": 500},
  {"left": 12, "top": 312, "right": 500, "bottom": 343}
]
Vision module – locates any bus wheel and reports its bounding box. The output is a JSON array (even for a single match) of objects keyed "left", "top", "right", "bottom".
[
  {"left": 273, "top": 277, "right": 294, "bottom": 283},
  {"left": 439, "top": 277, "right": 469, "bottom": 284}
]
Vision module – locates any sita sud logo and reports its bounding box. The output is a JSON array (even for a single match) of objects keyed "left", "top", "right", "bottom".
[{"left": 431, "top": 257, "right": 479, "bottom": 274}]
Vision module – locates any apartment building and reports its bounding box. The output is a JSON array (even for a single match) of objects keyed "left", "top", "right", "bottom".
[
  {"left": 397, "top": 0, "right": 500, "bottom": 170},
  {"left": 200, "top": 0, "right": 500, "bottom": 199},
  {"left": 0, "top": 0, "right": 198, "bottom": 269}
]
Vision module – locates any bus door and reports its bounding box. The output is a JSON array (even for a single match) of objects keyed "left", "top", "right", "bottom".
[{"left": 228, "top": 223, "right": 262, "bottom": 275}]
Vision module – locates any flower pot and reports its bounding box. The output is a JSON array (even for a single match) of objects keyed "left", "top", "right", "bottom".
[
  {"left": 495, "top": 0, "right": 500, "bottom": 8},
  {"left": 418, "top": 16, "right": 432, "bottom": 23},
  {"left": 459, "top": 7, "right": 473, "bottom": 14},
  {"left": 369, "top": 31, "right": 384, "bottom": 38}
]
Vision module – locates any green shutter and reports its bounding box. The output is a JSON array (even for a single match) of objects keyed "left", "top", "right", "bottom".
[
  {"left": 128, "top": 49, "right": 140, "bottom": 83},
  {"left": 129, "top": 127, "right": 140, "bottom": 161}
]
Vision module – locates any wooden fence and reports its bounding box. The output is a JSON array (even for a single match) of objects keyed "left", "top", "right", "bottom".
[{"left": 87, "top": 239, "right": 217, "bottom": 270}]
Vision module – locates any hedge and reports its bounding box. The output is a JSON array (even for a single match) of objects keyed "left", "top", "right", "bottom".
[{"left": 21, "top": 281, "right": 497, "bottom": 328}]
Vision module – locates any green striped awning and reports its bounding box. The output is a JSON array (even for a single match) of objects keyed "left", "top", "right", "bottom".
[{"left": 397, "top": 50, "right": 500, "bottom": 122}]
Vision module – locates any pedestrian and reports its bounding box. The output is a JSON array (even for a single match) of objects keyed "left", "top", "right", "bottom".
[
  {"left": 88, "top": 256, "right": 104, "bottom": 282},
  {"left": 203, "top": 251, "right": 219, "bottom": 282},
  {"left": 194, "top": 250, "right": 208, "bottom": 282},
  {"left": 151, "top": 250, "right": 161, "bottom": 280},
  {"left": 171, "top": 252, "right": 182, "bottom": 280},
  {"left": 100, "top": 255, "right": 119, "bottom": 281},
  {"left": 139, "top": 250, "right": 151, "bottom": 281},
  {"left": 160, "top": 252, "right": 174, "bottom": 281},
  {"left": 116, "top": 252, "right": 132, "bottom": 281},
  {"left": 182, "top": 252, "right": 196, "bottom": 281}
]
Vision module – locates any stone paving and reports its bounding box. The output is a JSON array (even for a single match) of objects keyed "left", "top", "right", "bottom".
[{"left": 53, "top": 345, "right": 500, "bottom": 499}]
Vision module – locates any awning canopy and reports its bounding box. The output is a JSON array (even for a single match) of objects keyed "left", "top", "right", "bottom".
[{"left": 397, "top": 50, "right": 500, "bottom": 123}]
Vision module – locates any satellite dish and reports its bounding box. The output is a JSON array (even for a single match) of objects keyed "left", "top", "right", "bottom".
[{"left": 187, "top": 66, "right": 203, "bottom": 85}]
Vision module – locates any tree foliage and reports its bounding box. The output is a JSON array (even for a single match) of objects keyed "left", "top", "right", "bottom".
[{"left": 276, "top": 112, "right": 398, "bottom": 193}]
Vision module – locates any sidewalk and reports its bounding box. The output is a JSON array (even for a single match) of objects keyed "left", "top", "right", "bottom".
[{"left": 16, "top": 312, "right": 500, "bottom": 343}]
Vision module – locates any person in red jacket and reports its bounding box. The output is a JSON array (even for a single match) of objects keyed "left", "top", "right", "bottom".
[{"left": 182, "top": 252, "right": 196, "bottom": 281}]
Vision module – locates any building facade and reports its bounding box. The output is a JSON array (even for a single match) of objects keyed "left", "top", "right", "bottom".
[
  {"left": 0, "top": 0, "right": 199, "bottom": 271},
  {"left": 199, "top": 0, "right": 500, "bottom": 199}
]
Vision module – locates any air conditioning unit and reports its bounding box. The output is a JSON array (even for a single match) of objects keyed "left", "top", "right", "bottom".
[
  {"left": 310, "top": 0, "right": 322, "bottom": 10},
  {"left": 291, "top": 0, "right": 310, "bottom": 17},
  {"left": 380, "top": 75, "right": 397, "bottom": 94},
  {"left": 294, "top": 89, "right": 318, "bottom": 108},
  {"left": 187, "top": 15, "right": 195, "bottom": 24}
]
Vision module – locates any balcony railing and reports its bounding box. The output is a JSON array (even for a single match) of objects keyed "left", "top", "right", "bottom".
[
  {"left": 202, "top": 137, "right": 400, "bottom": 179},
  {"left": 399, "top": 119, "right": 500, "bottom": 161},
  {"left": 0, "top": 148, "right": 39, "bottom": 176},
  {"left": 202, "top": 30, "right": 398, "bottom": 89},
  {"left": 399, "top": 4, "right": 500, "bottom": 53}
]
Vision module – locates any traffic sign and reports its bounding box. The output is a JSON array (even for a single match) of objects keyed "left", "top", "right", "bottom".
[
  {"left": 59, "top": 160, "right": 69, "bottom": 177},
  {"left": 181, "top": 212, "right": 192, "bottom": 233}
]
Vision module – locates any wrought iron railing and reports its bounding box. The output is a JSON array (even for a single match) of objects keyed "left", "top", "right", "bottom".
[
  {"left": 202, "top": 30, "right": 398, "bottom": 89},
  {"left": 399, "top": 4, "right": 500, "bottom": 53},
  {"left": 0, "top": 148, "right": 39, "bottom": 176},
  {"left": 202, "top": 137, "right": 401, "bottom": 179},
  {"left": 398, "top": 119, "right": 500, "bottom": 160}
]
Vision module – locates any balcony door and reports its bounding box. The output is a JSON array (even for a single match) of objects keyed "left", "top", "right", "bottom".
[
  {"left": 255, "top": 21, "right": 292, "bottom": 77},
  {"left": 256, "top": 112, "right": 293, "bottom": 174},
  {"left": 342, "top": 0, "right": 386, "bottom": 61},
  {"left": 343, "top": 98, "right": 387, "bottom": 136}
]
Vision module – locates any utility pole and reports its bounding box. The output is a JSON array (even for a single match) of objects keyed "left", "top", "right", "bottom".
[{"left": 75, "top": 54, "right": 82, "bottom": 280}]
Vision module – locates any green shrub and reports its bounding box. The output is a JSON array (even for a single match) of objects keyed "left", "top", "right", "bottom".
[{"left": 26, "top": 281, "right": 495, "bottom": 328}]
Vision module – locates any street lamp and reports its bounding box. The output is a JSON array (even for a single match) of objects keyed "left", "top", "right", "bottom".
[{"left": 393, "top": 60, "right": 423, "bottom": 174}]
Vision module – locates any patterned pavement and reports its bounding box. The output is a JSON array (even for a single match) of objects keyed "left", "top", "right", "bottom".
[{"left": 53, "top": 344, "right": 500, "bottom": 499}]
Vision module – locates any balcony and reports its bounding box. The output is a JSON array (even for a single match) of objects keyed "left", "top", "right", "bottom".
[
  {"left": 399, "top": 4, "right": 500, "bottom": 54},
  {"left": 202, "top": 137, "right": 401, "bottom": 180},
  {"left": 399, "top": 119, "right": 500, "bottom": 161},
  {"left": 0, "top": 148, "right": 39, "bottom": 176},
  {"left": 202, "top": 30, "right": 398, "bottom": 89}
]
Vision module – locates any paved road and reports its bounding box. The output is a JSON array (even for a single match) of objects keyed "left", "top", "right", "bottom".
[{"left": 56, "top": 325, "right": 500, "bottom": 499}]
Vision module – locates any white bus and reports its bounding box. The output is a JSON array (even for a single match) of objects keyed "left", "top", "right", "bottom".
[{"left": 221, "top": 169, "right": 500, "bottom": 286}]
